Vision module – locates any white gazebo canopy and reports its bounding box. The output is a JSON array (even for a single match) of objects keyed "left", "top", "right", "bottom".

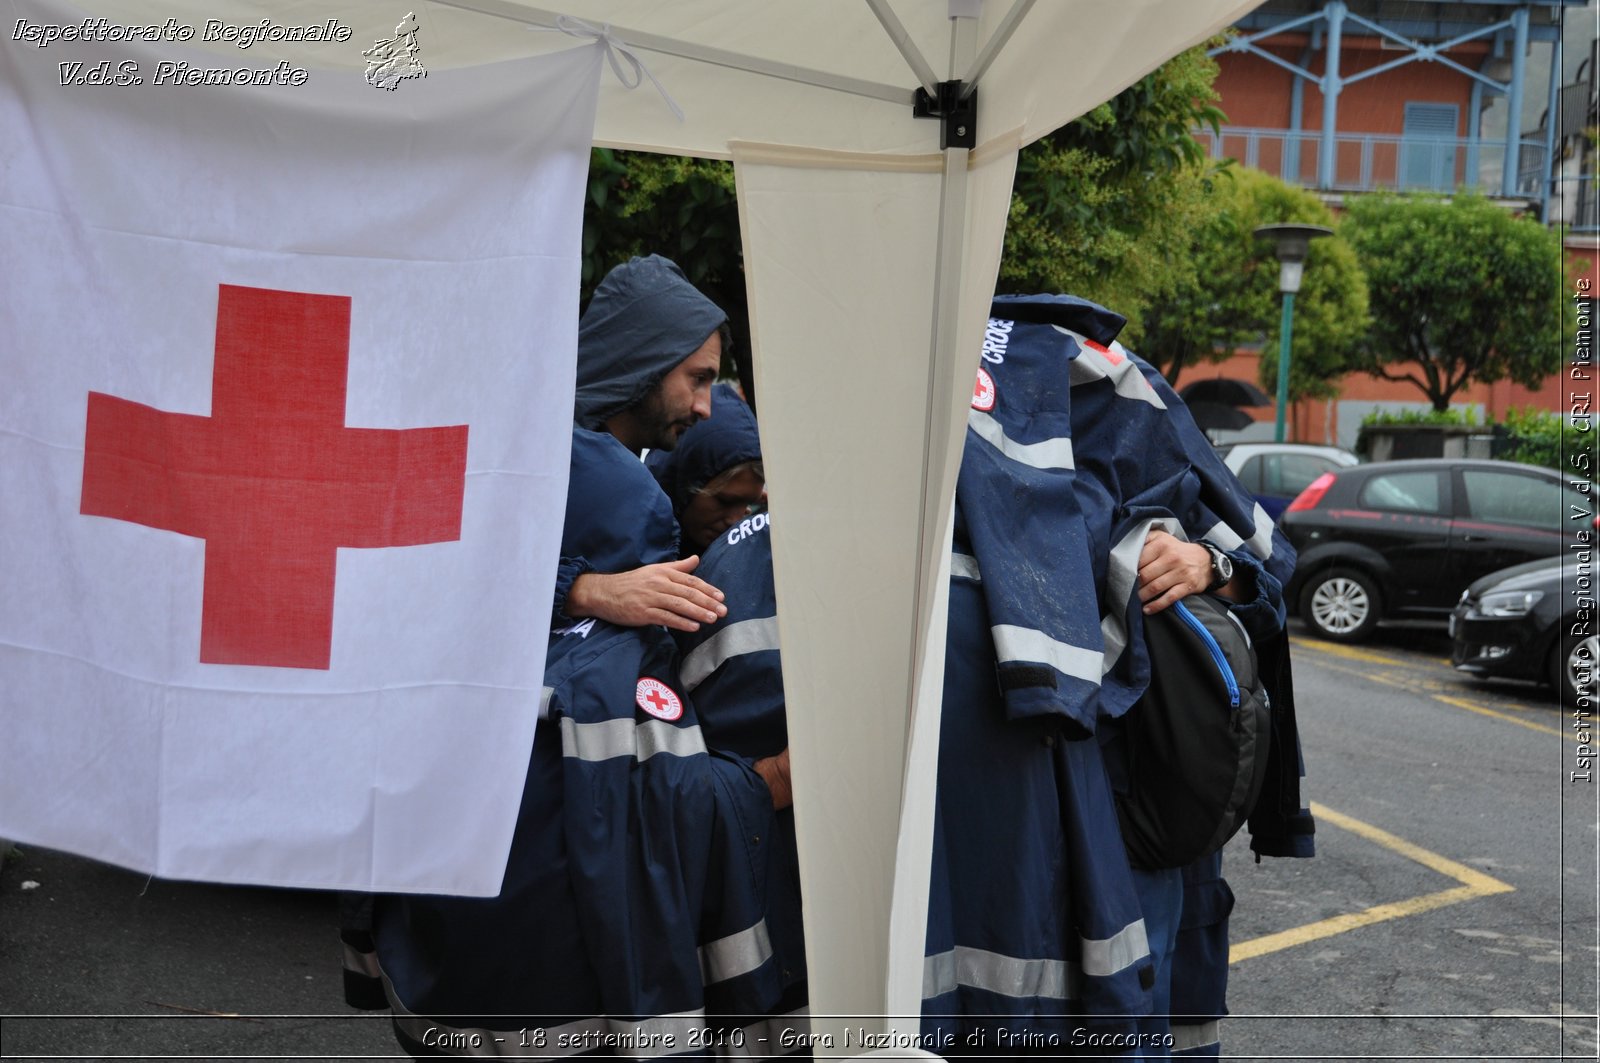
[{"left": 92, "top": 0, "right": 1262, "bottom": 1036}]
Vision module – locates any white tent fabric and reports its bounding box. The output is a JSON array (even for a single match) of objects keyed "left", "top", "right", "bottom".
[
  {"left": 58, "top": 0, "right": 1262, "bottom": 1031},
  {"left": 733, "top": 134, "right": 1021, "bottom": 1024}
]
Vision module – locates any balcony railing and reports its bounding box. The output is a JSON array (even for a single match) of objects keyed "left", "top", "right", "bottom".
[
  {"left": 1193, "top": 126, "right": 1551, "bottom": 202},
  {"left": 1550, "top": 173, "right": 1600, "bottom": 232}
]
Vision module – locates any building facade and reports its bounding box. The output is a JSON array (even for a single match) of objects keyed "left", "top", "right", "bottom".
[{"left": 1183, "top": 0, "right": 1596, "bottom": 449}]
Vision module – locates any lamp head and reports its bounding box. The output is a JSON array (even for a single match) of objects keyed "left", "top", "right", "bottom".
[{"left": 1253, "top": 223, "right": 1333, "bottom": 294}]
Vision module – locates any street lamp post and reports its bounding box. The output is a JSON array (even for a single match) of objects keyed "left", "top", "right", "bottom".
[{"left": 1253, "top": 224, "right": 1333, "bottom": 443}]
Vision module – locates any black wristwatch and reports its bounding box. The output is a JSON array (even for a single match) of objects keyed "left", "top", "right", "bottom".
[{"left": 1199, "top": 539, "right": 1233, "bottom": 592}]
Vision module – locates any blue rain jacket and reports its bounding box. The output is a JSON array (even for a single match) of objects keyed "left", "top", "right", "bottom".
[
  {"left": 923, "top": 295, "right": 1313, "bottom": 1048},
  {"left": 372, "top": 620, "right": 782, "bottom": 1054},
  {"left": 661, "top": 389, "right": 805, "bottom": 1016},
  {"left": 372, "top": 409, "right": 781, "bottom": 1057},
  {"left": 672, "top": 511, "right": 806, "bottom": 1017},
  {"left": 552, "top": 427, "right": 680, "bottom": 627}
]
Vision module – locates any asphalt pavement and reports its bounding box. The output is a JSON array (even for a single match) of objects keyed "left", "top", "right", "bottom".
[
  {"left": 3, "top": 621, "right": 1596, "bottom": 1062},
  {"left": 1220, "top": 622, "right": 1599, "bottom": 1060},
  {"left": 0, "top": 846, "right": 399, "bottom": 1060}
]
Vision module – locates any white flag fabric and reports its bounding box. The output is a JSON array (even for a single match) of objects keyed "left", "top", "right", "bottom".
[{"left": 0, "top": 3, "right": 602, "bottom": 896}]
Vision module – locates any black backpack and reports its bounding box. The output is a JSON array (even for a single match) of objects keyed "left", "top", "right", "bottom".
[{"left": 1114, "top": 593, "right": 1271, "bottom": 870}]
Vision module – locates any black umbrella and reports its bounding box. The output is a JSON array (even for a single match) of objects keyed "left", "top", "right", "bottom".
[
  {"left": 1185, "top": 400, "right": 1256, "bottom": 433},
  {"left": 1180, "top": 377, "right": 1272, "bottom": 408}
]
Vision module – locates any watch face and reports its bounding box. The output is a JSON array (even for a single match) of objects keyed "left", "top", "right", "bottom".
[{"left": 1208, "top": 545, "right": 1232, "bottom": 587}]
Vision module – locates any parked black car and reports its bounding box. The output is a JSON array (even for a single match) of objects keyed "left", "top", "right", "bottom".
[
  {"left": 1279, "top": 458, "right": 1593, "bottom": 643},
  {"left": 1451, "top": 557, "right": 1597, "bottom": 704}
]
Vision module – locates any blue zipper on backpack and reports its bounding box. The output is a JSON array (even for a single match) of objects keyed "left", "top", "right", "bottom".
[{"left": 1172, "top": 600, "right": 1240, "bottom": 709}]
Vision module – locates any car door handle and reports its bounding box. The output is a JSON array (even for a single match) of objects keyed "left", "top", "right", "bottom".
[{"left": 1460, "top": 533, "right": 1487, "bottom": 542}]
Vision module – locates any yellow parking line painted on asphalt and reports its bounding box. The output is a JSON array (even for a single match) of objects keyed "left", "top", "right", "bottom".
[
  {"left": 1291, "top": 637, "right": 1405, "bottom": 666},
  {"left": 1291, "top": 636, "right": 1449, "bottom": 671},
  {"left": 1429, "top": 693, "right": 1575, "bottom": 742},
  {"left": 1229, "top": 802, "right": 1514, "bottom": 965},
  {"left": 1309, "top": 803, "right": 1514, "bottom": 892},
  {"left": 1297, "top": 644, "right": 1573, "bottom": 740}
]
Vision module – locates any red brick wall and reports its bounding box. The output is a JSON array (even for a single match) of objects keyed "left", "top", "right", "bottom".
[
  {"left": 1214, "top": 35, "right": 1486, "bottom": 134},
  {"left": 1213, "top": 34, "right": 1488, "bottom": 188}
]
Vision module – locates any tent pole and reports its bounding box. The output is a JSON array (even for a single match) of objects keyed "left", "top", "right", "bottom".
[
  {"left": 866, "top": 0, "right": 944, "bottom": 98},
  {"left": 882, "top": 7, "right": 981, "bottom": 1035},
  {"left": 958, "top": 0, "right": 1037, "bottom": 98},
  {"left": 434, "top": 0, "right": 912, "bottom": 104}
]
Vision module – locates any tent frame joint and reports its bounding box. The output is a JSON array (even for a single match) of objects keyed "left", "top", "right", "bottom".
[{"left": 912, "top": 81, "right": 977, "bottom": 150}]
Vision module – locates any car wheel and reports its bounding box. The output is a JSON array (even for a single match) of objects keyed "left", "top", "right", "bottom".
[
  {"left": 1300, "top": 568, "right": 1382, "bottom": 643},
  {"left": 1551, "top": 631, "right": 1599, "bottom": 705}
]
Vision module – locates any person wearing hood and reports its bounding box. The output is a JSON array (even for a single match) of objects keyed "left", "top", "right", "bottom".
[
  {"left": 355, "top": 258, "right": 788, "bottom": 1057},
  {"left": 647, "top": 384, "right": 785, "bottom": 772},
  {"left": 554, "top": 254, "right": 732, "bottom": 633},
  {"left": 646, "top": 381, "right": 766, "bottom": 558},
  {"left": 650, "top": 391, "right": 809, "bottom": 1027}
]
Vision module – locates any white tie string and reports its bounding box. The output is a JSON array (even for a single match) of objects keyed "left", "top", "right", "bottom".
[{"left": 555, "top": 15, "right": 685, "bottom": 122}]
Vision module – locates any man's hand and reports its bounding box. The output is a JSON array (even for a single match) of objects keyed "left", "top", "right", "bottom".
[
  {"left": 1137, "top": 529, "right": 1230, "bottom": 614},
  {"left": 753, "top": 748, "right": 792, "bottom": 811},
  {"left": 566, "top": 556, "right": 727, "bottom": 632}
]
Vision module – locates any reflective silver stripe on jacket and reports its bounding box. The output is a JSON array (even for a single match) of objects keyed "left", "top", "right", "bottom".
[
  {"left": 950, "top": 552, "right": 982, "bottom": 582},
  {"left": 559, "top": 717, "right": 707, "bottom": 763},
  {"left": 922, "top": 945, "right": 1080, "bottom": 1003},
  {"left": 1058, "top": 326, "right": 1167, "bottom": 408},
  {"left": 1100, "top": 516, "right": 1186, "bottom": 673},
  {"left": 968, "top": 409, "right": 1076, "bottom": 471},
  {"left": 921, "top": 920, "right": 1147, "bottom": 1005},
  {"left": 699, "top": 919, "right": 773, "bottom": 985},
  {"left": 680, "top": 616, "right": 781, "bottom": 692},
  {"left": 538, "top": 685, "right": 555, "bottom": 721},
  {"left": 1172, "top": 1019, "right": 1221, "bottom": 1052},
  {"left": 1079, "top": 918, "right": 1150, "bottom": 977},
  {"left": 1199, "top": 505, "right": 1276, "bottom": 561},
  {"left": 991, "top": 624, "right": 1102, "bottom": 685}
]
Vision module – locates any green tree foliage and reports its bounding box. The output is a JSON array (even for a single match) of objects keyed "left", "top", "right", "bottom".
[
  {"left": 581, "top": 149, "right": 749, "bottom": 382},
  {"left": 581, "top": 43, "right": 1240, "bottom": 356},
  {"left": 1497, "top": 407, "right": 1588, "bottom": 473},
  {"left": 1136, "top": 167, "right": 1369, "bottom": 397},
  {"left": 998, "top": 44, "right": 1226, "bottom": 338},
  {"left": 1342, "top": 193, "right": 1570, "bottom": 411}
]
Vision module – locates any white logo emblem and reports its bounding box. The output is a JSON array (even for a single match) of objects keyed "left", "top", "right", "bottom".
[
  {"left": 635, "top": 677, "right": 684, "bottom": 721},
  {"left": 972, "top": 367, "right": 996, "bottom": 412},
  {"left": 364, "top": 12, "right": 426, "bottom": 91}
]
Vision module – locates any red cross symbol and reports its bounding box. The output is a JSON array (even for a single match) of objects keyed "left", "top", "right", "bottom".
[
  {"left": 635, "top": 677, "right": 683, "bottom": 721},
  {"left": 80, "top": 284, "right": 469, "bottom": 670}
]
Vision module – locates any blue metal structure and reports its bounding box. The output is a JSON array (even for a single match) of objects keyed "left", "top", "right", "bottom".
[{"left": 1206, "top": 1, "right": 1586, "bottom": 220}]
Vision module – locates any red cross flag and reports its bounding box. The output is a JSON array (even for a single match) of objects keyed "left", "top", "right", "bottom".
[{"left": 0, "top": 12, "right": 602, "bottom": 895}]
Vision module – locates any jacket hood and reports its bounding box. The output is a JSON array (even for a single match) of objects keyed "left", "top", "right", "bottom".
[
  {"left": 990, "top": 293, "right": 1127, "bottom": 344},
  {"left": 575, "top": 255, "right": 728, "bottom": 430}
]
